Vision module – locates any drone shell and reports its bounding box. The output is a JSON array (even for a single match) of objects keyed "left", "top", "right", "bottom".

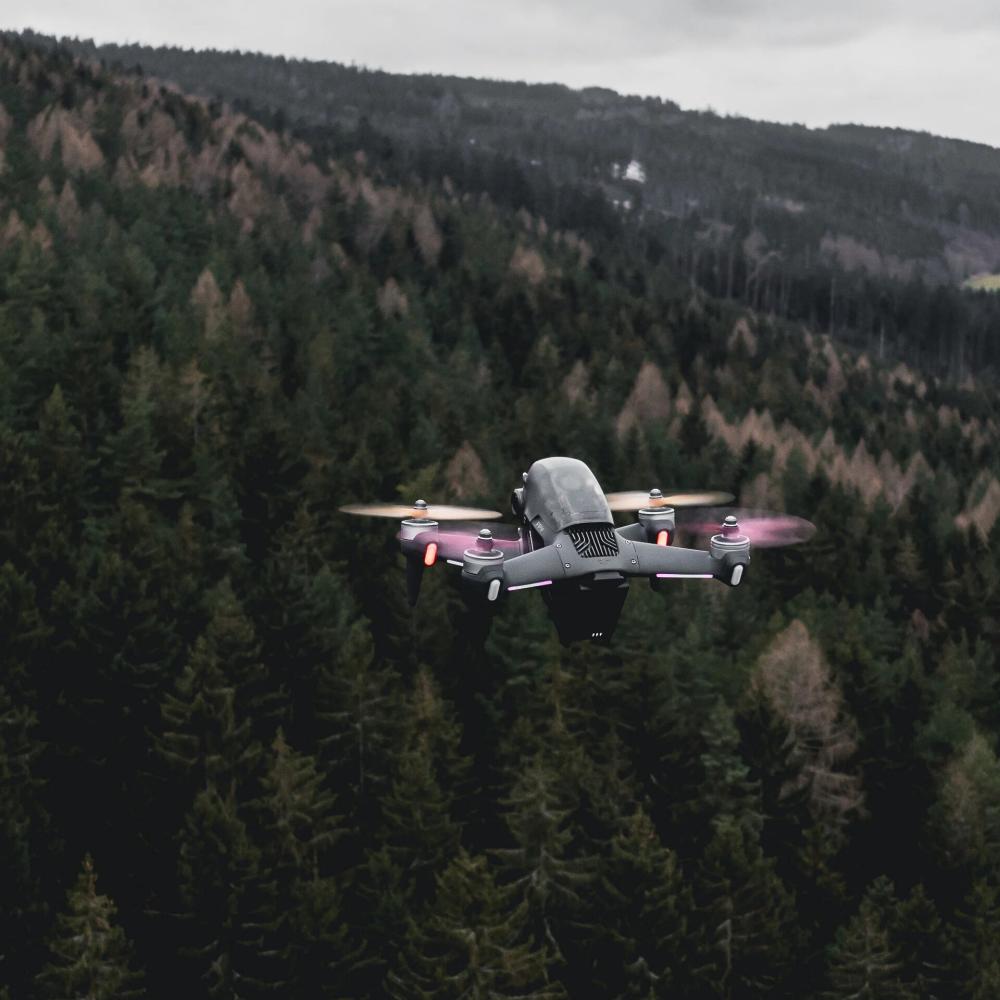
[{"left": 522, "top": 456, "right": 614, "bottom": 539}]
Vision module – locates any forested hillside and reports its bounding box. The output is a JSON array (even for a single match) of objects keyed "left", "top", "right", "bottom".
[
  {"left": 22, "top": 28, "right": 1000, "bottom": 295},
  {"left": 1, "top": 32, "right": 1000, "bottom": 1000}
]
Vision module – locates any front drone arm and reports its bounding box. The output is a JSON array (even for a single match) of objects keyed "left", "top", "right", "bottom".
[{"left": 623, "top": 538, "right": 749, "bottom": 587}]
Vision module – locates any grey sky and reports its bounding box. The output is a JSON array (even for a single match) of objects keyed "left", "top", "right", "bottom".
[{"left": 6, "top": 1, "right": 1000, "bottom": 147}]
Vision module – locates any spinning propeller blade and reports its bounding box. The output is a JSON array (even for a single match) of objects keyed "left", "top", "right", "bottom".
[
  {"left": 605, "top": 489, "right": 735, "bottom": 512},
  {"left": 339, "top": 501, "right": 503, "bottom": 521},
  {"left": 677, "top": 508, "right": 816, "bottom": 548}
]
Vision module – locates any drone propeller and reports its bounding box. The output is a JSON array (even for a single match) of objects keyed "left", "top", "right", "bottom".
[
  {"left": 677, "top": 508, "right": 816, "bottom": 548},
  {"left": 339, "top": 499, "right": 504, "bottom": 521},
  {"left": 605, "top": 488, "right": 735, "bottom": 512}
]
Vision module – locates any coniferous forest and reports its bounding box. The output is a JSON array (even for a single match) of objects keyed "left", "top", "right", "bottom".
[{"left": 2, "top": 32, "right": 1000, "bottom": 999}]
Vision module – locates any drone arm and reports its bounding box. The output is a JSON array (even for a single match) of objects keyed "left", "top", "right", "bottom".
[
  {"left": 625, "top": 539, "right": 749, "bottom": 586},
  {"left": 616, "top": 521, "right": 647, "bottom": 544},
  {"left": 502, "top": 547, "right": 568, "bottom": 590}
]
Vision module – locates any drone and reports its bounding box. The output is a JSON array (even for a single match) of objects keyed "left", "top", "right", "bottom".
[{"left": 341, "top": 456, "right": 815, "bottom": 644}]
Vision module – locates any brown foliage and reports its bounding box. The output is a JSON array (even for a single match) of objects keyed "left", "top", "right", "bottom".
[
  {"left": 0, "top": 210, "right": 24, "bottom": 248},
  {"left": 413, "top": 205, "right": 443, "bottom": 267},
  {"left": 728, "top": 316, "right": 757, "bottom": 355},
  {"left": 445, "top": 442, "right": 489, "bottom": 499},
  {"left": 955, "top": 473, "right": 1000, "bottom": 539},
  {"left": 509, "top": 245, "right": 546, "bottom": 287},
  {"left": 56, "top": 182, "right": 82, "bottom": 238},
  {"left": 27, "top": 106, "right": 104, "bottom": 172},
  {"left": 754, "top": 620, "right": 864, "bottom": 834},
  {"left": 376, "top": 278, "right": 409, "bottom": 319},
  {"left": 616, "top": 361, "right": 671, "bottom": 438},
  {"left": 190, "top": 268, "right": 225, "bottom": 338},
  {"left": 227, "top": 161, "right": 268, "bottom": 232},
  {"left": 30, "top": 220, "right": 53, "bottom": 252},
  {"left": 700, "top": 393, "right": 930, "bottom": 509},
  {"left": 562, "top": 360, "right": 590, "bottom": 405},
  {"left": 228, "top": 280, "right": 254, "bottom": 336}
]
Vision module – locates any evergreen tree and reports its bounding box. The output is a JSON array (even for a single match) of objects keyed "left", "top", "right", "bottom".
[
  {"left": 698, "top": 698, "right": 763, "bottom": 835},
  {"left": 388, "top": 850, "right": 564, "bottom": 999},
  {"left": 316, "top": 620, "right": 400, "bottom": 835},
  {"left": 252, "top": 729, "right": 352, "bottom": 996},
  {"left": 173, "top": 787, "right": 260, "bottom": 1000},
  {"left": 0, "top": 685, "right": 48, "bottom": 994},
  {"left": 693, "top": 816, "right": 798, "bottom": 999},
  {"left": 948, "top": 879, "right": 1000, "bottom": 1000},
  {"left": 379, "top": 729, "right": 461, "bottom": 910},
  {"left": 599, "top": 807, "right": 691, "bottom": 999},
  {"left": 157, "top": 581, "right": 269, "bottom": 803},
  {"left": 36, "top": 855, "right": 145, "bottom": 1000},
  {"left": 824, "top": 881, "right": 912, "bottom": 1000},
  {"left": 494, "top": 756, "right": 595, "bottom": 978}
]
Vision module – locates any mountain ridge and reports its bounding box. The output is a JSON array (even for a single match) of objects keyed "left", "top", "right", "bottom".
[{"left": 15, "top": 27, "right": 1000, "bottom": 290}]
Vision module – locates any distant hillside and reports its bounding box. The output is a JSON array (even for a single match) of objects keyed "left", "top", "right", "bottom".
[{"left": 18, "top": 28, "right": 1000, "bottom": 289}]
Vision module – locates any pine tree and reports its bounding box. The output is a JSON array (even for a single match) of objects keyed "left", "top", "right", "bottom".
[
  {"left": 866, "top": 878, "right": 947, "bottom": 998},
  {"left": 599, "top": 808, "right": 691, "bottom": 999},
  {"left": 494, "top": 756, "right": 595, "bottom": 975},
  {"left": 388, "top": 850, "right": 565, "bottom": 999},
  {"left": 174, "top": 787, "right": 260, "bottom": 1000},
  {"left": 698, "top": 698, "right": 763, "bottom": 836},
  {"left": 0, "top": 685, "right": 48, "bottom": 994},
  {"left": 316, "top": 620, "right": 400, "bottom": 834},
  {"left": 374, "top": 726, "right": 461, "bottom": 963},
  {"left": 693, "top": 816, "right": 798, "bottom": 999},
  {"left": 824, "top": 881, "right": 912, "bottom": 1000},
  {"left": 250, "top": 729, "right": 353, "bottom": 996},
  {"left": 949, "top": 879, "right": 1000, "bottom": 1000},
  {"left": 157, "top": 580, "right": 270, "bottom": 802},
  {"left": 31, "top": 384, "right": 89, "bottom": 584},
  {"left": 36, "top": 855, "right": 145, "bottom": 1000}
]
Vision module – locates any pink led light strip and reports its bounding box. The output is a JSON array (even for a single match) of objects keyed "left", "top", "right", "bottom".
[{"left": 656, "top": 573, "right": 713, "bottom": 579}]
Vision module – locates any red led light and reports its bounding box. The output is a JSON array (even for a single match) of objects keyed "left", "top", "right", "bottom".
[
  {"left": 423, "top": 542, "right": 438, "bottom": 567},
  {"left": 656, "top": 530, "right": 671, "bottom": 546}
]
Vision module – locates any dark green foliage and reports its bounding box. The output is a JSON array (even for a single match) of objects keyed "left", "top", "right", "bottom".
[
  {"left": 693, "top": 817, "right": 798, "bottom": 998},
  {"left": 599, "top": 808, "right": 691, "bottom": 998},
  {"left": 494, "top": 756, "right": 596, "bottom": 982},
  {"left": 949, "top": 879, "right": 1000, "bottom": 1000},
  {"left": 174, "top": 787, "right": 260, "bottom": 999},
  {"left": 249, "top": 730, "right": 351, "bottom": 996},
  {"left": 0, "top": 32, "right": 998, "bottom": 1000},
  {"left": 36, "top": 855, "right": 144, "bottom": 1000},
  {"left": 388, "top": 850, "right": 564, "bottom": 999},
  {"left": 157, "top": 585, "right": 264, "bottom": 799},
  {"left": 824, "top": 880, "right": 912, "bottom": 1000}
]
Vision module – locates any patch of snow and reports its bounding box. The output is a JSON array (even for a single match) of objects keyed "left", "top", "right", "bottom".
[{"left": 624, "top": 159, "right": 646, "bottom": 183}]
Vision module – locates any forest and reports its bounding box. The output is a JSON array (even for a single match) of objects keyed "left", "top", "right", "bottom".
[{"left": 1, "top": 31, "right": 1000, "bottom": 999}]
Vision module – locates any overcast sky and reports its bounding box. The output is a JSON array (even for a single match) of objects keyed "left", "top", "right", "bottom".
[{"left": 6, "top": 1, "right": 1000, "bottom": 147}]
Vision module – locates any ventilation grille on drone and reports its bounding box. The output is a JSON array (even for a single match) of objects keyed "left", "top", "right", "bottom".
[{"left": 567, "top": 525, "right": 619, "bottom": 559}]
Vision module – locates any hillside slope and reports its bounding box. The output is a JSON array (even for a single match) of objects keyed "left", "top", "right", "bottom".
[
  {"left": 0, "top": 33, "right": 999, "bottom": 1000},
  {"left": 23, "top": 28, "right": 1000, "bottom": 288}
]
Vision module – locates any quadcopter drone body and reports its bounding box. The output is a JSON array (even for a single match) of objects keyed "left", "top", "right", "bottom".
[{"left": 342, "top": 456, "right": 814, "bottom": 644}]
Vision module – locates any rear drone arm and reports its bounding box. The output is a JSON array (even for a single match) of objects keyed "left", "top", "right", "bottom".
[{"left": 621, "top": 538, "right": 749, "bottom": 587}]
